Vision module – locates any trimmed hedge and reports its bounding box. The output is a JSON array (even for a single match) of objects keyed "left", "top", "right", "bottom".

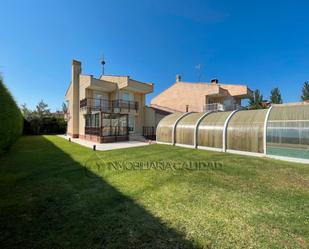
[
  {"left": 23, "top": 117, "right": 67, "bottom": 135},
  {"left": 0, "top": 76, "right": 23, "bottom": 153}
]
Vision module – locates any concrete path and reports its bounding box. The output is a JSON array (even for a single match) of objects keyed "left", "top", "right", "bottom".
[{"left": 58, "top": 135, "right": 149, "bottom": 151}]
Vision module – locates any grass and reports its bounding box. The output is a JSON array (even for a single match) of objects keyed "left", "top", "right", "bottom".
[{"left": 0, "top": 135, "right": 308, "bottom": 249}]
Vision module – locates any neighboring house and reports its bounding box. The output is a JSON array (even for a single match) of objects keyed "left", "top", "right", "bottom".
[
  {"left": 65, "top": 60, "right": 153, "bottom": 143},
  {"left": 143, "top": 106, "right": 171, "bottom": 139},
  {"left": 151, "top": 75, "right": 253, "bottom": 113},
  {"left": 258, "top": 100, "right": 272, "bottom": 109}
]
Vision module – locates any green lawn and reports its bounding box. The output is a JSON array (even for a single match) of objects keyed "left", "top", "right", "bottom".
[{"left": 0, "top": 136, "right": 308, "bottom": 249}]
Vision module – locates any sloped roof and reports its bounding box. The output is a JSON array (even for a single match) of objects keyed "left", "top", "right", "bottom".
[{"left": 151, "top": 81, "right": 252, "bottom": 113}]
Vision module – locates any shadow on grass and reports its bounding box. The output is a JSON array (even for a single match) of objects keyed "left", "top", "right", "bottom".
[{"left": 0, "top": 136, "right": 195, "bottom": 249}]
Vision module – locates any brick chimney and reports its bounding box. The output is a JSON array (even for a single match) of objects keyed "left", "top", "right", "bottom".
[
  {"left": 71, "top": 60, "right": 81, "bottom": 137},
  {"left": 176, "top": 74, "right": 181, "bottom": 82},
  {"left": 211, "top": 78, "right": 219, "bottom": 84}
]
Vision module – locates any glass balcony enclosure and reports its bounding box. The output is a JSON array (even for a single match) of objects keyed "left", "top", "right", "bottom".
[{"left": 85, "top": 113, "right": 129, "bottom": 138}]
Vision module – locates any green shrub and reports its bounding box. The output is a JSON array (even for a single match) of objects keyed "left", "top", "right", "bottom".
[
  {"left": 0, "top": 76, "right": 23, "bottom": 153},
  {"left": 23, "top": 116, "right": 67, "bottom": 135}
]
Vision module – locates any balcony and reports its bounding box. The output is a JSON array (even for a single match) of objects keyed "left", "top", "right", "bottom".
[
  {"left": 80, "top": 98, "right": 138, "bottom": 113},
  {"left": 203, "top": 103, "right": 247, "bottom": 112}
]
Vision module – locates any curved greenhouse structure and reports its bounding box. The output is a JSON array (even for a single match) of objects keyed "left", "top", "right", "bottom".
[
  {"left": 227, "top": 109, "right": 268, "bottom": 154},
  {"left": 175, "top": 113, "right": 207, "bottom": 146},
  {"left": 266, "top": 104, "right": 309, "bottom": 160},
  {"left": 156, "top": 112, "right": 188, "bottom": 144},
  {"left": 156, "top": 103, "right": 309, "bottom": 163},
  {"left": 197, "top": 111, "right": 233, "bottom": 150}
]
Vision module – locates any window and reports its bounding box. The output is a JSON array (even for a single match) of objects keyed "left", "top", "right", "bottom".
[
  {"left": 128, "top": 115, "right": 135, "bottom": 132},
  {"left": 85, "top": 113, "right": 100, "bottom": 127},
  {"left": 122, "top": 91, "right": 134, "bottom": 101},
  {"left": 94, "top": 93, "right": 109, "bottom": 110},
  {"left": 95, "top": 113, "right": 99, "bottom": 127},
  {"left": 86, "top": 115, "right": 91, "bottom": 127}
]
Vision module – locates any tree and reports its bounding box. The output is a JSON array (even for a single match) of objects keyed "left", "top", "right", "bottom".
[
  {"left": 270, "top": 87, "right": 283, "bottom": 104},
  {"left": 249, "top": 89, "right": 264, "bottom": 109},
  {"left": 62, "top": 102, "right": 68, "bottom": 114},
  {"left": 20, "top": 103, "right": 33, "bottom": 120},
  {"left": 20, "top": 100, "right": 66, "bottom": 135},
  {"left": 301, "top": 81, "right": 309, "bottom": 101},
  {"left": 34, "top": 100, "right": 50, "bottom": 119}
]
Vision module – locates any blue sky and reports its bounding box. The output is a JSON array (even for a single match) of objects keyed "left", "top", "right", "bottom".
[{"left": 1, "top": 0, "right": 309, "bottom": 111}]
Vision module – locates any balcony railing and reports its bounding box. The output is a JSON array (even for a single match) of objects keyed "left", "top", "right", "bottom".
[
  {"left": 203, "top": 103, "right": 247, "bottom": 112},
  {"left": 204, "top": 103, "right": 225, "bottom": 112},
  {"left": 143, "top": 126, "right": 156, "bottom": 140},
  {"left": 80, "top": 98, "right": 138, "bottom": 113},
  {"left": 85, "top": 126, "right": 129, "bottom": 137}
]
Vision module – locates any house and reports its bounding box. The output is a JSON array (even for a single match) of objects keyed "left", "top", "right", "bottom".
[
  {"left": 151, "top": 75, "right": 253, "bottom": 113},
  {"left": 65, "top": 60, "right": 153, "bottom": 143}
]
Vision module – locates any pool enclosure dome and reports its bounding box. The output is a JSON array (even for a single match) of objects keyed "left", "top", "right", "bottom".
[{"left": 156, "top": 103, "right": 309, "bottom": 163}]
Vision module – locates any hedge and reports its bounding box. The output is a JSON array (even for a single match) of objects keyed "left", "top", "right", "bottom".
[
  {"left": 0, "top": 76, "right": 23, "bottom": 153},
  {"left": 23, "top": 117, "right": 67, "bottom": 135}
]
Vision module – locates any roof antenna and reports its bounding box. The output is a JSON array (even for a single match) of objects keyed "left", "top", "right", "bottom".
[
  {"left": 100, "top": 54, "right": 106, "bottom": 75},
  {"left": 195, "top": 64, "right": 203, "bottom": 82}
]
